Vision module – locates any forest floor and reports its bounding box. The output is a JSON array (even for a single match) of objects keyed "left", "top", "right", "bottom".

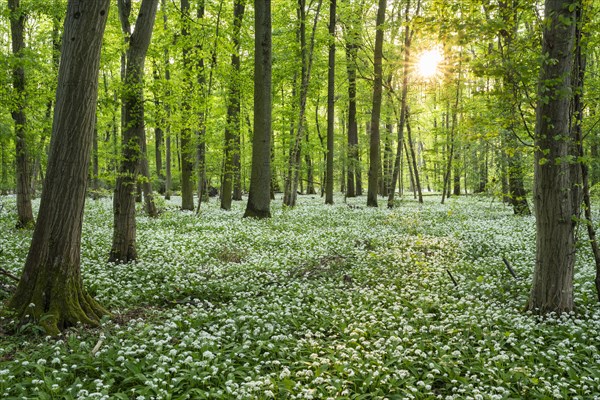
[{"left": 0, "top": 193, "right": 600, "bottom": 399}]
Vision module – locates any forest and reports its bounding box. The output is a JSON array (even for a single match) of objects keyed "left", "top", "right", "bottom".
[{"left": 1, "top": 0, "right": 600, "bottom": 398}]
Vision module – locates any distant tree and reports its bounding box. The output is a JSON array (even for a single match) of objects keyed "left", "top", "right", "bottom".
[
  {"left": 110, "top": 0, "right": 159, "bottom": 263},
  {"left": 221, "top": 0, "right": 246, "bottom": 210},
  {"left": 180, "top": 0, "right": 196, "bottom": 211},
  {"left": 526, "top": 0, "right": 578, "bottom": 314},
  {"left": 244, "top": 0, "right": 272, "bottom": 218},
  {"left": 325, "top": 0, "right": 336, "bottom": 205},
  {"left": 367, "top": 0, "right": 387, "bottom": 207},
  {"left": 8, "top": 0, "right": 33, "bottom": 228},
  {"left": 8, "top": 0, "right": 111, "bottom": 335}
]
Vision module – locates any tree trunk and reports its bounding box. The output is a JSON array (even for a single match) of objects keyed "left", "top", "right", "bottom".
[
  {"left": 526, "top": 0, "right": 577, "bottom": 314},
  {"left": 110, "top": 0, "right": 159, "bottom": 263},
  {"left": 345, "top": 40, "right": 359, "bottom": 198},
  {"left": 244, "top": 0, "right": 272, "bottom": 218},
  {"left": 221, "top": 0, "right": 245, "bottom": 210},
  {"left": 324, "top": 0, "right": 336, "bottom": 204},
  {"left": 162, "top": 0, "right": 172, "bottom": 200},
  {"left": 91, "top": 122, "right": 100, "bottom": 198},
  {"left": 406, "top": 107, "right": 423, "bottom": 203},
  {"left": 499, "top": 0, "right": 531, "bottom": 215},
  {"left": 367, "top": 0, "right": 386, "bottom": 207},
  {"left": 387, "top": 4, "right": 411, "bottom": 207},
  {"left": 179, "top": 0, "right": 195, "bottom": 211},
  {"left": 8, "top": 0, "right": 111, "bottom": 336},
  {"left": 453, "top": 148, "right": 460, "bottom": 196},
  {"left": 8, "top": 0, "right": 34, "bottom": 228},
  {"left": 284, "top": 0, "right": 322, "bottom": 207}
]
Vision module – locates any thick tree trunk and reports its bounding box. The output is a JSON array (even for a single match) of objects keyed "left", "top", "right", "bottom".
[
  {"left": 110, "top": 0, "right": 159, "bottom": 263},
  {"left": 8, "top": 0, "right": 111, "bottom": 336},
  {"left": 9, "top": 0, "right": 34, "bottom": 228},
  {"left": 244, "top": 0, "right": 272, "bottom": 218},
  {"left": 526, "top": 0, "right": 577, "bottom": 314},
  {"left": 367, "top": 0, "right": 386, "bottom": 207}
]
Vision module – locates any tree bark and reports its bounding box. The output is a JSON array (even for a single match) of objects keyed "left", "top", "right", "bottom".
[
  {"left": 110, "top": 0, "right": 159, "bottom": 263},
  {"left": 367, "top": 0, "right": 386, "bottom": 207},
  {"left": 526, "top": 0, "right": 577, "bottom": 314},
  {"left": 244, "top": 0, "right": 272, "bottom": 218},
  {"left": 8, "top": 0, "right": 111, "bottom": 336},
  {"left": 8, "top": 0, "right": 34, "bottom": 228}
]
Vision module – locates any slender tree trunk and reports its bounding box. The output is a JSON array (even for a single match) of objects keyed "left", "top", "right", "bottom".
[
  {"left": 453, "top": 148, "right": 460, "bottom": 196},
  {"left": 162, "top": 0, "right": 172, "bottom": 200},
  {"left": 91, "top": 122, "right": 100, "bottom": 198},
  {"left": 8, "top": 0, "right": 111, "bottom": 336},
  {"left": 345, "top": 41, "right": 359, "bottom": 198},
  {"left": 179, "top": 0, "right": 195, "bottom": 211},
  {"left": 324, "top": 0, "right": 336, "bottom": 204},
  {"left": 221, "top": 0, "right": 246, "bottom": 210},
  {"left": 404, "top": 138, "right": 416, "bottom": 199},
  {"left": 367, "top": 0, "right": 386, "bottom": 207},
  {"left": 284, "top": 0, "right": 323, "bottom": 207},
  {"left": 406, "top": 107, "right": 423, "bottom": 203},
  {"left": 499, "top": 0, "right": 531, "bottom": 215},
  {"left": 244, "top": 0, "right": 272, "bottom": 218},
  {"left": 8, "top": 0, "right": 33, "bottom": 228},
  {"left": 387, "top": 11, "right": 411, "bottom": 207},
  {"left": 110, "top": 0, "right": 159, "bottom": 263},
  {"left": 526, "top": 0, "right": 577, "bottom": 314}
]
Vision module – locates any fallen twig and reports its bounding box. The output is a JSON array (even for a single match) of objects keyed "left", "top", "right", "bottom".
[
  {"left": 0, "top": 267, "right": 19, "bottom": 282},
  {"left": 446, "top": 269, "right": 458, "bottom": 286},
  {"left": 502, "top": 257, "right": 519, "bottom": 280}
]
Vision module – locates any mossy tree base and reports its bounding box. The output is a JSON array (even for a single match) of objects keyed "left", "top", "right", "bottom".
[{"left": 9, "top": 260, "right": 109, "bottom": 336}]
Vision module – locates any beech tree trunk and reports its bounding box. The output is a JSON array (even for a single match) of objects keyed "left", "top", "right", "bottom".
[
  {"left": 9, "top": 0, "right": 34, "bottom": 228},
  {"left": 367, "top": 0, "right": 386, "bottom": 207},
  {"left": 221, "top": 0, "right": 245, "bottom": 210},
  {"left": 180, "top": 0, "right": 195, "bottom": 211},
  {"left": 244, "top": 0, "right": 272, "bottom": 218},
  {"left": 325, "top": 0, "right": 336, "bottom": 204},
  {"left": 526, "top": 0, "right": 577, "bottom": 314},
  {"left": 8, "top": 0, "right": 111, "bottom": 336},
  {"left": 110, "top": 0, "right": 159, "bottom": 263}
]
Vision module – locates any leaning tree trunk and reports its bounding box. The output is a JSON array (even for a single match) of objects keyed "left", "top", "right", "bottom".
[
  {"left": 244, "top": 0, "right": 272, "bottom": 218},
  {"left": 526, "top": 0, "right": 577, "bottom": 314},
  {"left": 8, "top": 0, "right": 34, "bottom": 228},
  {"left": 8, "top": 0, "right": 111, "bottom": 336},
  {"left": 366, "top": 0, "right": 386, "bottom": 207},
  {"left": 110, "top": 0, "right": 159, "bottom": 263}
]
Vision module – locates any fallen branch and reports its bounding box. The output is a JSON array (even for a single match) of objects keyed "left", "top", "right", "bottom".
[
  {"left": 502, "top": 257, "right": 519, "bottom": 280},
  {"left": 0, "top": 267, "right": 19, "bottom": 282},
  {"left": 446, "top": 269, "right": 458, "bottom": 287}
]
